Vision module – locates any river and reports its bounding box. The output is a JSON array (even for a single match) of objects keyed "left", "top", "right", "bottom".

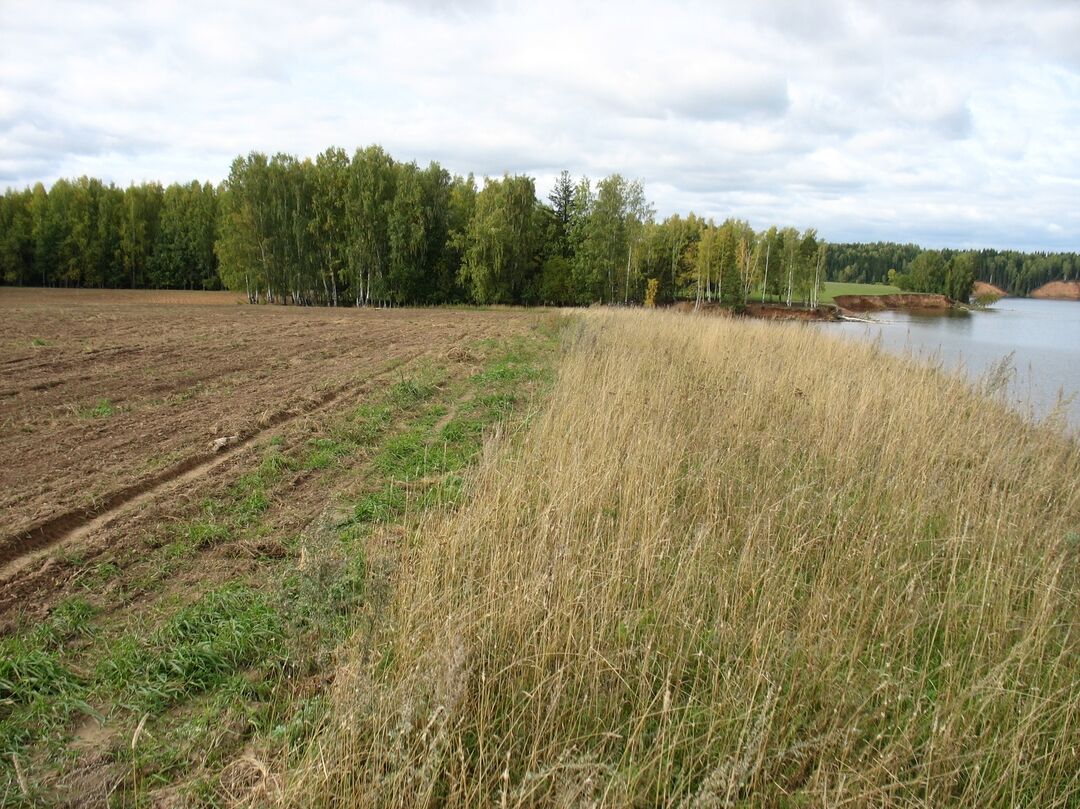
[{"left": 823, "top": 298, "right": 1080, "bottom": 432}]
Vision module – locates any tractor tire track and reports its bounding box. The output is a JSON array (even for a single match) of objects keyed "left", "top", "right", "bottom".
[{"left": 0, "top": 352, "right": 426, "bottom": 579}]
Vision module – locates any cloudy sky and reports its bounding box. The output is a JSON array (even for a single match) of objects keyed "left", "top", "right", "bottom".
[{"left": 2, "top": 0, "right": 1078, "bottom": 249}]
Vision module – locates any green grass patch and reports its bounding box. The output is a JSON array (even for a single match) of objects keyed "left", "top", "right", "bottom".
[
  {"left": 352, "top": 486, "right": 408, "bottom": 525},
  {"left": 303, "top": 436, "right": 354, "bottom": 470},
  {"left": 182, "top": 516, "right": 233, "bottom": 549},
  {"left": 748, "top": 280, "right": 902, "bottom": 305},
  {"left": 77, "top": 398, "right": 117, "bottom": 419},
  {"left": 95, "top": 585, "right": 284, "bottom": 714},
  {"left": 821, "top": 280, "right": 902, "bottom": 302},
  {"left": 374, "top": 430, "right": 432, "bottom": 478},
  {"left": 80, "top": 561, "right": 121, "bottom": 590},
  {"left": 389, "top": 375, "right": 437, "bottom": 407},
  {"left": 0, "top": 601, "right": 102, "bottom": 759}
]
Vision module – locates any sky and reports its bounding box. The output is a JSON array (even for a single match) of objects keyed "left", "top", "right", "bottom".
[{"left": 2, "top": 0, "right": 1078, "bottom": 251}]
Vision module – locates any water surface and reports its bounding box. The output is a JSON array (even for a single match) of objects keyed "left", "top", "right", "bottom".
[{"left": 823, "top": 298, "right": 1080, "bottom": 432}]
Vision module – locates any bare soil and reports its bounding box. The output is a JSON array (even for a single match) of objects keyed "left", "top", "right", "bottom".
[
  {"left": 0, "top": 287, "right": 534, "bottom": 587},
  {"left": 1030, "top": 280, "right": 1080, "bottom": 300},
  {"left": 833, "top": 293, "right": 952, "bottom": 312},
  {"left": 973, "top": 281, "right": 1007, "bottom": 298}
]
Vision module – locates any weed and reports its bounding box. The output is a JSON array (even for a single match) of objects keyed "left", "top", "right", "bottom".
[
  {"left": 46, "top": 599, "right": 97, "bottom": 642},
  {"left": 97, "top": 585, "right": 284, "bottom": 714},
  {"left": 374, "top": 431, "right": 430, "bottom": 478},
  {"left": 0, "top": 626, "right": 91, "bottom": 759},
  {"left": 303, "top": 437, "right": 352, "bottom": 470},
  {"left": 351, "top": 486, "right": 407, "bottom": 525},
  {"left": 389, "top": 376, "right": 436, "bottom": 407},
  {"left": 181, "top": 517, "right": 233, "bottom": 549},
  {"left": 81, "top": 561, "right": 121, "bottom": 590},
  {"left": 77, "top": 399, "right": 117, "bottom": 419}
]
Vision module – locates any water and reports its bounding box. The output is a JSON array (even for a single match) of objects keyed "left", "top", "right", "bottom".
[{"left": 823, "top": 298, "right": 1080, "bottom": 432}]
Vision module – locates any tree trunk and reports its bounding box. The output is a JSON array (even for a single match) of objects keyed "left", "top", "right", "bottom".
[{"left": 762, "top": 242, "right": 770, "bottom": 304}]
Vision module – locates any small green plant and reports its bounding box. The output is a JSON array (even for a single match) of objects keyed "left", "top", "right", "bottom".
[
  {"left": 390, "top": 376, "right": 436, "bottom": 406},
  {"left": 303, "top": 436, "right": 353, "bottom": 470},
  {"left": 47, "top": 598, "right": 98, "bottom": 641},
  {"left": 78, "top": 399, "right": 117, "bottom": 419},
  {"left": 81, "top": 561, "right": 121, "bottom": 590},
  {"left": 30, "top": 337, "right": 50, "bottom": 347},
  {"left": 97, "top": 585, "right": 284, "bottom": 713},
  {"left": 972, "top": 291, "right": 1002, "bottom": 308},
  {"left": 181, "top": 516, "right": 233, "bottom": 549}
]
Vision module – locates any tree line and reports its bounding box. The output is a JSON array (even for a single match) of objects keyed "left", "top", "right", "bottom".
[
  {"left": 0, "top": 146, "right": 827, "bottom": 308},
  {"left": 827, "top": 242, "right": 1079, "bottom": 296},
  {"left": 212, "top": 149, "right": 812, "bottom": 308},
  {"left": 6, "top": 145, "right": 1075, "bottom": 304},
  {"left": 0, "top": 178, "right": 219, "bottom": 290}
]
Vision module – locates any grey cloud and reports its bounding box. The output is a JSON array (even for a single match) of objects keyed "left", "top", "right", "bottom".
[
  {"left": 663, "top": 77, "right": 790, "bottom": 122},
  {"left": 0, "top": 0, "right": 1077, "bottom": 250}
]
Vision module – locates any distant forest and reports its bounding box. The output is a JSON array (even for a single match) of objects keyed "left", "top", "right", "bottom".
[
  {"left": 826, "top": 242, "right": 1078, "bottom": 297},
  {"left": 1, "top": 145, "right": 1076, "bottom": 304}
]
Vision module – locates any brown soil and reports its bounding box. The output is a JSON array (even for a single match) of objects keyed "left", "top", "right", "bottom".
[
  {"left": 833, "top": 293, "right": 952, "bottom": 312},
  {"left": 1030, "top": 280, "right": 1080, "bottom": 300},
  {"left": 0, "top": 288, "right": 534, "bottom": 584},
  {"left": 2, "top": 287, "right": 246, "bottom": 306},
  {"left": 973, "top": 281, "right": 1007, "bottom": 298}
]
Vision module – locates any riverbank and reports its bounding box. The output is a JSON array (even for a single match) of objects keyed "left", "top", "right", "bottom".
[
  {"left": 973, "top": 280, "right": 1007, "bottom": 298},
  {"left": 1031, "top": 280, "right": 1080, "bottom": 300},
  {"left": 833, "top": 292, "right": 951, "bottom": 312}
]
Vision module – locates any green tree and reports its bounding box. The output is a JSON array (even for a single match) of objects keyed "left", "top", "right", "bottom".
[
  {"left": 946, "top": 252, "right": 977, "bottom": 302},
  {"left": 547, "top": 170, "right": 575, "bottom": 260},
  {"left": 311, "top": 147, "right": 350, "bottom": 305},
  {"left": 119, "top": 182, "right": 163, "bottom": 289},
  {"left": 387, "top": 162, "right": 428, "bottom": 304},
  {"left": 461, "top": 174, "right": 541, "bottom": 304},
  {"left": 347, "top": 145, "right": 396, "bottom": 305},
  {"left": 151, "top": 181, "right": 220, "bottom": 289},
  {"left": 0, "top": 189, "right": 35, "bottom": 285}
]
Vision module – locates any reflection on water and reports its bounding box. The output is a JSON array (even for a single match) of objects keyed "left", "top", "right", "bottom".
[{"left": 823, "top": 298, "right": 1080, "bottom": 431}]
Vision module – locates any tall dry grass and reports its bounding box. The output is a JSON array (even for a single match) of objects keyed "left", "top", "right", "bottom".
[{"left": 287, "top": 310, "right": 1079, "bottom": 807}]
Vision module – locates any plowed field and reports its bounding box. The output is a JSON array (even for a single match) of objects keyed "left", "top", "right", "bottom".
[{"left": 0, "top": 288, "right": 533, "bottom": 584}]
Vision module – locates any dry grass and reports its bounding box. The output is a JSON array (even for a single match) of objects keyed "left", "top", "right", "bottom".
[{"left": 283, "top": 310, "right": 1079, "bottom": 807}]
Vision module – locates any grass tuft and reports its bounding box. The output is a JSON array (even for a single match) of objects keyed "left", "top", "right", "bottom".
[
  {"left": 97, "top": 585, "right": 284, "bottom": 714},
  {"left": 77, "top": 398, "right": 117, "bottom": 419}
]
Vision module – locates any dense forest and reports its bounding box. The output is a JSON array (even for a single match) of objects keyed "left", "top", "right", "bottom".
[
  {"left": 0, "top": 146, "right": 825, "bottom": 307},
  {"left": 0, "top": 178, "right": 219, "bottom": 291},
  {"left": 1, "top": 145, "right": 1076, "bottom": 304},
  {"left": 827, "top": 242, "right": 1079, "bottom": 296}
]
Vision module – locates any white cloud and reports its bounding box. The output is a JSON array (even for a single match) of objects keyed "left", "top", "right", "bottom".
[{"left": 0, "top": 0, "right": 1077, "bottom": 250}]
